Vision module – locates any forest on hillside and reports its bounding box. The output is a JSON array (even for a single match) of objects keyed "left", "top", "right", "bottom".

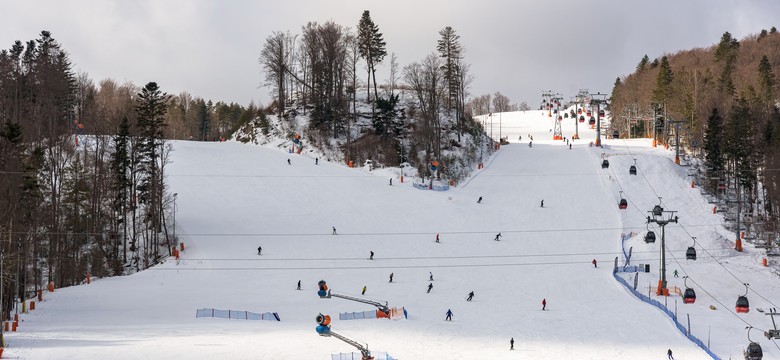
[
  {"left": 0, "top": 31, "right": 263, "bottom": 321},
  {"left": 257, "top": 11, "right": 523, "bottom": 176},
  {"left": 610, "top": 27, "right": 780, "bottom": 242}
]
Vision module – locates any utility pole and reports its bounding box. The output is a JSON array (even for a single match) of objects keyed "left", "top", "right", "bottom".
[
  {"left": 736, "top": 182, "right": 743, "bottom": 252},
  {"left": 669, "top": 119, "right": 683, "bottom": 165},
  {"left": 590, "top": 92, "right": 608, "bottom": 147},
  {"left": 647, "top": 202, "right": 678, "bottom": 295}
]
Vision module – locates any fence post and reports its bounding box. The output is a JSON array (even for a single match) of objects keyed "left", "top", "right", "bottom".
[{"left": 687, "top": 314, "right": 691, "bottom": 337}]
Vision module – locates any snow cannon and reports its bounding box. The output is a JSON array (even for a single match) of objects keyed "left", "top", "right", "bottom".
[
  {"left": 430, "top": 161, "right": 438, "bottom": 173},
  {"left": 293, "top": 133, "right": 301, "bottom": 144},
  {"left": 316, "top": 313, "right": 332, "bottom": 336},
  {"left": 318, "top": 280, "right": 329, "bottom": 298}
]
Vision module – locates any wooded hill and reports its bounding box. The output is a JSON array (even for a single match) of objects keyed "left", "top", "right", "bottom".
[{"left": 610, "top": 27, "right": 780, "bottom": 237}]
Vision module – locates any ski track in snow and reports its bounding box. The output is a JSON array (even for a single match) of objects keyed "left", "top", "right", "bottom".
[{"left": 5, "top": 110, "right": 780, "bottom": 359}]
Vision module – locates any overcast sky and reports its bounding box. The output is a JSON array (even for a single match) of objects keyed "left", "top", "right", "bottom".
[{"left": 2, "top": 0, "right": 779, "bottom": 108}]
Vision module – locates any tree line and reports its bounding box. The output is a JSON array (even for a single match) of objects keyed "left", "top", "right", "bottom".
[
  {"left": 610, "top": 28, "right": 780, "bottom": 236},
  {"left": 259, "top": 11, "right": 500, "bottom": 178},
  {"left": 0, "top": 31, "right": 260, "bottom": 320}
]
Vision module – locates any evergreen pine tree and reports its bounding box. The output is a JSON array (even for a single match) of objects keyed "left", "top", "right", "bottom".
[
  {"left": 758, "top": 55, "right": 776, "bottom": 103},
  {"left": 704, "top": 108, "right": 724, "bottom": 190},
  {"left": 652, "top": 56, "right": 674, "bottom": 104},
  {"left": 637, "top": 55, "right": 649, "bottom": 72},
  {"left": 358, "top": 10, "right": 387, "bottom": 102}
]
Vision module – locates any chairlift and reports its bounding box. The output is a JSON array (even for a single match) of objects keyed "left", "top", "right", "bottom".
[
  {"left": 686, "top": 237, "right": 697, "bottom": 260},
  {"left": 736, "top": 283, "right": 750, "bottom": 313},
  {"left": 618, "top": 191, "right": 628, "bottom": 209},
  {"left": 652, "top": 198, "right": 664, "bottom": 217},
  {"left": 683, "top": 276, "right": 696, "bottom": 304},
  {"left": 745, "top": 326, "right": 763, "bottom": 360}
]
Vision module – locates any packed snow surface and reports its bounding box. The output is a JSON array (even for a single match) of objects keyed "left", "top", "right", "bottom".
[{"left": 7, "top": 110, "right": 780, "bottom": 359}]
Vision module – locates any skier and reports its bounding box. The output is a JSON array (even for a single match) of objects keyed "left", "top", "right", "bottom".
[
  {"left": 518, "top": 135, "right": 522, "bottom": 141},
  {"left": 257, "top": 246, "right": 262, "bottom": 255},
  {"left": 287, "top": 158, "right": 291, "bottom": 165},
  {"left": 541, "top": 199, "right": 544, "bottom": 208},
  {"left": 542, "top": 298, "right": 547, "bottom": 310},
  {"left": 510, "top": 337, "right": 514, "bottom": 350},
  {"left": 477, "top": 196, "right": 483, "bottom": 204},
  {"left": 667, "top": 349, "right": 674, "bottom": 360},
  {"left": 494, "top": 233, "right": 502, "bottom": 241},
  {"left": 389, "top": 273, "right": 394, "bottom": 283},
  {"left": 362, "top": 286, "right": 367, "bottom": 295},
  {"left": 569, "top": 144, "right": 572, "bottom": 150},
  {"left": 427, "top": 283, "right": 434, "bottom": 293},
  {"left": 592, "top": 259, "right": 597, "bottom": 268},
  {"left": 436, "top": 234, "right": 440, "bottom": 243},
  {"left": 332, "top": 226, "right": 337, "bottom": 235},
  {"left": 445, "top": 309, "right": 453, "bottom": 321},
  {"left": 370, "top": 251, "right": 374, "bottom": 260},
  {"left": 315, "top": 157, "right": 319, "bottom": 165},
  {"left": 529, "top": 141, "right": 532, "bottom": 148},
  {"left": 467, "top": 291, "right": 475, "bottom": 301},
  {"left": 389, "top": 178, "right": 393, "bottom": 186},
  {"left": 297, "top": 280, "right": 301, "bottom": 290},
  {"left": 673, "top": 269, "right": 679, "bottom": 278}
]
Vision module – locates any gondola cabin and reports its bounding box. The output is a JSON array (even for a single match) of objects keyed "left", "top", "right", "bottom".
[
  {"left": 612, "top": 130, "right": 619, "bottom": 139},
  {"left": 644, "top": 231, "right": 656, "bottom": 243},
  {"left": 589, "top": 117, "right": 596, "bottom": 126},
  {"left": 579, "top": 115, "right": 585, "bottom": 123},
  {"left": 736, "top": 296, "right": 750, "bottom": 313},
  {"left": 629, "top": 165, "right": 637, "bottom": 175},
  {"left": 564, "top": 112, "right": 569, "bottom": 118},
  {"left": 601, "top": 159, "right": 610, "bottom": 169},
  {"left": 686, "top": 247, "right": 697, "bottom": 260},
  {"left": 683, "top": 288, "right": 696, "bottom": 304},
  {"left": 577, "top": 108, "right": 582, "bottom": 115},
  {"left": 586, "top": 111, "right": 592, "bottom": 117},
  {"left": 745, "top": 342, "right": 763, "bottom": 360},
  {"left": 599, "top": 109, "right": 605, "bottom": 118},
  {"left": 618, "top": 198, "right": 628, "bottom": 209}
]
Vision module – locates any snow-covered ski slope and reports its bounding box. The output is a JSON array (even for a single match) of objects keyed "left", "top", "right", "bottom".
[{"left": 8, "top": 110, "right": 780, "bottom": 359}]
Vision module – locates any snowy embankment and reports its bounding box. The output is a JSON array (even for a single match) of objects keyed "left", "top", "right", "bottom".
[{"left": 5, "top": 110, "right": 778, "bottom": 359}]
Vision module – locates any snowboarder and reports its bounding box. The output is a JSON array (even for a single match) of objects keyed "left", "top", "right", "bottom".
[
  {"left": 429, "top": 272, "right": 434, "bottom": 281},
  {"left": 467, "top": 291, "right": 475, "bottom": 301},
  {"left": 287, "top": 158, "right": 291, "bottom": 165},
  {"left": 477, "top": 196, "right": 483, "bottom": 204},
  {"left": 667, "top": 349, "right": 674, "bottom": 360},
  {"left": 370, "top": 251, "right": 374, "bottom": 260},
  {"left": 315, "top": 157, "right": 319, "bottom": 165},
  {"left": 362, "top": 286, "right": 367, "bottom": 295},
  {"left": 592, "top": 259, "right": 597, "bottom": 268},
  {"left": 542, "top": 298, "right": 547, "bottom": 310},
  {"left": 673, "top": 269, "right": 679, "bottom": 278},
  {"left": 541, "top": 199, "right": 544, "bottom": 208},
  {"left": 389, "top": 178, "right": 393, "bottom": 186},
  {"left": 332, "top": 226, "right": 337, "bottom": 235},
  {"left": 427, "top": 283, "right": 434, "bottom": 293},
  {"left": 510, "top": 338, "right": 514, "bottom": 350},
  {"left": 389, "top": 273, "right": 394, "bottom": 283},
  {"left": 445, "top": 309, "right": 453, "bottom": 321},
  {"left": 297, "top": 280, "right": 301, "bottom": 290},
  {"left": 436, "top": 234, "right": 440, "bottom": 243},
  {"left": 494, "top": 233, "right": 502, "bottom": 241},
  {"left": 257, "top": 246, "right": 262, "bottom": 255}
]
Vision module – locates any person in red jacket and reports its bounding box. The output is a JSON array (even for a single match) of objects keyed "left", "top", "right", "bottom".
[
  {"left": 542, "top": 298, "right": 547, "bottom": 310},
  {"left": 592, "top": 259, "right": 597, "bottom": 268}
]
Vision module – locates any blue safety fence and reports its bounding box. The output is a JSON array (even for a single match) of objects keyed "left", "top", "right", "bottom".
[
  {"left": 412, "top": 178, "right": 450, "bottom": 191},
  {"left": 613, "top": 235, "right": 720, "bottom": 359}
]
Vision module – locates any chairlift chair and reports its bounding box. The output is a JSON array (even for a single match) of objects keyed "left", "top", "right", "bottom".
[
  {"left": 745, "top": 342, "right": 763, "bottom": 360},
  {"left": 618, "top": 191, "right": 628, "bottom": 209},
  {"left": 682, "top": 276, "right": 696, "bottom": 304},
  {"left": 736, "top": 283, "right": 750, "bottom": 313}
]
